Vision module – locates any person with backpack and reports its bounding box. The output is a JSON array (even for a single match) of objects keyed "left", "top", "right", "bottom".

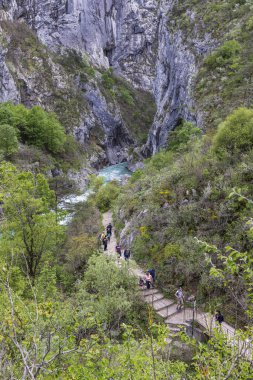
[
  {"left": 107, "top": 223, "right": 112, "bottom": 234},
  {"left": 102, "top": 236, "right": 108, "bottom": 251},
  {"left": 148, "top": 269, "right": 155, "bottom": 285},
  {"left": 123, "top": 249, "right": 131, "bottom": 260},
  {"left": 175, "top": 287, "right": 184, "bottom": 311},
  {"left": 115, "top": 244, "right": 121, "bottom": 258},
  {"left": 215, "top": 310, "right": 224, "bottom": 325},
  {"left": 106, "top": 230, "right": 111, "bottom": 242}
]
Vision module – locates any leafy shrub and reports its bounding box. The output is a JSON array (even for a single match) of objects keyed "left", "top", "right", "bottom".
[
  {"left": 0, "top": 124, "right": 18, "bottom": 156},
  {"left": 26, "top": 106, "right": 66, "bottom": 152},
  {"left": 213, "top": 107, "right": 253, "bottom": 154},
  {"left": 0, "top": 103, "right": 66, "bottom": 154},
  {"left": 102, "top": 68, "right": 116, "bottom": 89},
  {"left": 95, "top": 181, "right": 120, "bottom": 212},
  {"left": 118, "top": 86, "right": 134, "bottom": 105},
  {"left": 169, "top": 121, "right": 201, "bottom": 151},
  {"left": 205, "top": 40, "right": 241, "bottom": 70}
]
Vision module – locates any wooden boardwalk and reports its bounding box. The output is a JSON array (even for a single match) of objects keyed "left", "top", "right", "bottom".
[{"left": 102, "top": 212, "right": 253, "bottom": 358}]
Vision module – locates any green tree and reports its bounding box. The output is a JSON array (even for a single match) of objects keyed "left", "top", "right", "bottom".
[
  {"left": 25, "top": 106, "right": 65, "bottom": 152},
  {"left": 43, "top": 112, "right": 66, "bottom": 153},
  {"left": 80, "top": 254, "right": 137, "bottom": 331},
  {"left": 0, "top": 124, "right": 18, "bottom": 156},
  {"left": 0, "top": 162, "right": 63, "bottom": 282},
  {"left": 0, "top": 102, "right": 66, "bottom": 154}
]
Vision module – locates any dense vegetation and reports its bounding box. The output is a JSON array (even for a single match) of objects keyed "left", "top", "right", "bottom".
[
  {"left": 1, "top": 0, "right": 253, "bottom": 377},
  {"left": 0, "top": 157, "right": 252, "bottom": 379},
  {"left": 0, "top": 103, "right": 66, "bottom": 155},
  {"left": 114, "top": 108, "right": 253, "bottom": 327}
]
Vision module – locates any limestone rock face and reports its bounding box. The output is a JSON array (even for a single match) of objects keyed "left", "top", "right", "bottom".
[
  {"left": 0, "top": 46, "right": 20, "bottom": 103},
  {"left": 13, "top": 0, "right": 159, "bottom": 91},
  {"left": 0, "top": 0, "right": 216, "bottom": 159}
]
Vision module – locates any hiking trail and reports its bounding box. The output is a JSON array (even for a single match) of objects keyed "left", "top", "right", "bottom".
[{"left": 102, "top": 211, "right": 252, "bottom": 357}]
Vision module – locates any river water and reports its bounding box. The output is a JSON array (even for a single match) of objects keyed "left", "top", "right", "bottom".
[{"left": 59, "top": 162, "right": 131, "bottom": 224}]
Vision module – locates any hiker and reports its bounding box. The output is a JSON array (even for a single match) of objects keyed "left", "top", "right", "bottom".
[
  {"left": 115, "top": 244, "right": 121, "bottom": 258},
  {"left": 215, "top": 310, "right": 224, "bottom": 325},
  {"left": 145, "top": 271, "right": 152, "bottom": 289},
  {"left": 123, "top": 249, "right": 131, "bottom": 260},
  {"left": 107, "top": 223, "right": 112, "bottom": 234},
  {"left": 106, "top": 230, "right": 111, "bottom": 242},
  {"left": 100, "top": 232, "right": 106, "bottom": 241},
  {"left": 175, "top": 287, "right": 184, "bottom": 311},
  {"left": 148, "top": 268, "right": 156, "bottom": 285},
  {"left": 102, "top": 236, "right": 108, "bottom": 251}
]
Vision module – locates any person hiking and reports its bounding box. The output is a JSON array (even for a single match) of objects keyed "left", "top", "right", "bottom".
[
  {"left": 100, "top": 232, "right": 106, "bottom": 241},
  {"left": 175, "top": 287, "right": 184, "bottom": 311},
  {"left": 123, "top": 249, "right": 131, "bottom": 260},
  {"left": 107, "top": 223, "right": 112, "bottom": 234},
  {"left": 145, "top": 271, "right": 152, "bottom": 289},
  {"left": 102, "top": 236, "right": 108, "bottom": 251},
  {"left": 115, "top": 244, "right": 121, "bottom": 258},
  {"left": 148, "top": 268, "right": 156, "bottom": 285},
  {"left": 215, "top": 310, "right": 224, "bottom": 325},
  {"left": 106, "top": 230, "right": 111, "bottom": 242}
]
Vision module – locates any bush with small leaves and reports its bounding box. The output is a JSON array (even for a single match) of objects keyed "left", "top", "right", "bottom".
[
  {"left": 213, "top": 107, "right": 253, "bottom": 154},
  {"left": 0, "top": 124, "right": 18, "bottom": 156}
]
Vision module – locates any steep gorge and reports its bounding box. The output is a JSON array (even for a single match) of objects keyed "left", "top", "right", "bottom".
[{"left": 0, "top": 0, "right": 252, "bottom": 161}]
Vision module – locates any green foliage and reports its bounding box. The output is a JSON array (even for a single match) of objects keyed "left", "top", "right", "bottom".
[
  {"left": 102, "top": 68, "right": 116, "bottom": 89},
  {"left": 57, "top": 49, "right": 95, "bottom": 78},
  {"left": 81, "top": 254, "right": 137, "bottom": 329},
  {"left": 192, "top": 329, "right": 253, "bottom": 379},
  {"left": 0, "top": 102, "right": 66, "bottom": 154},
  {"left": 0, "top": 123, "right": 18, "bottom": 156},
  {"left": 62, "top": 200, "right": 101, "bottom": 282},
  {"left": 95, "top": 181, "right": 121, "bottom": 212},
  {"left": 169, "top": 121, "right": 201, "bottom": 152},
  {"left": 100, "top": 68, "right": 156, "bottom": 144},
  {"left": 88, "top": 174, "right": 105, "bottom": 191},
  {"left": 0, "top": 162, "right": 63, "bottom": 282},
  {"left": 118, "top": 85, "right": 134, "bottom": 105},
  {"left": 204, "top": 40, "right": 241, "bottom": 70},
  {"left": 213, "top": 107, "right": 253, "bottom": 154},
  {"left": 114, "top": 114, "right": 253, "bottom": 324},
  {"left": 169, "top": 0, "right": 253, "bottom": 133},
  {"left": 25, "top": 106, "right": 66, "bottom": 152}
]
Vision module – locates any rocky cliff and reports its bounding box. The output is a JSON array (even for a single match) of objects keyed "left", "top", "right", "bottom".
[{"left": 0, "top": 0, "right": 252, "bottom": 160}]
